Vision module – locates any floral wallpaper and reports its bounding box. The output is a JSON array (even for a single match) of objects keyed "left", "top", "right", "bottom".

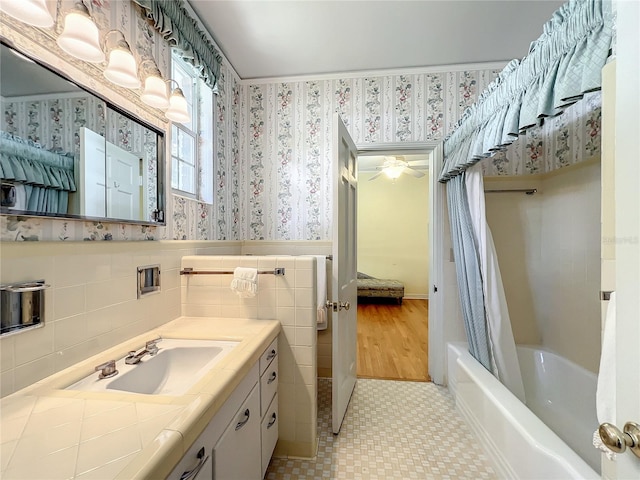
[
  {"left": 1, "top": 2, "right": 603, "bottom": 243},
  {"left": 238, "top": 69, "right": 500, "bottom": 241}
]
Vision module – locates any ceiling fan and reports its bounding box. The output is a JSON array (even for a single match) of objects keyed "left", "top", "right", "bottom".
[{"left": 368, "top": 156, "right": 429, "bottom": 181}]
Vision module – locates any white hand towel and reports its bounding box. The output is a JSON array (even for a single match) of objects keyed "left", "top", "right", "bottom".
[
  {"left": 313, "top": 256, "right": 328, "bottom": 331},
  {"left": 593, "top": 291, "right": 616, "bottom": 460},
  {"left": 230, "top": 267, "right": 258, "bottom": 298}
]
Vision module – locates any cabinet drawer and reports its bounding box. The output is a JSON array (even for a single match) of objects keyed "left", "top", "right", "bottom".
[
  {"left": 259, "top": 337, "right": 278, "bottom": 375},
  {"left": 260, "top": 360, "right": 278, "bottom": 416},
  {"left": 261, "top": 393, "right": 279, "bottom": 477}
]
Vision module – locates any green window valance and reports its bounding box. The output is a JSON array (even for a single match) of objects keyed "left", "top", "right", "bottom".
[
  {"left": 439, "top": 0, "right": 613, "bottom": 182},
  {"left": 132, "top": 0, "right": 223, "bottom": 89}
]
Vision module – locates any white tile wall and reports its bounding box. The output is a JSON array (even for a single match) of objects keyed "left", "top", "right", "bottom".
[
  {"left": 0, "top": 241, "right": 242, "bottom": 397},
  {"left": 180, "top": 255, "right": 318, "bottom": 458},
  {"left": 485, "top": 160, "right": 602, "bottom": 373}
]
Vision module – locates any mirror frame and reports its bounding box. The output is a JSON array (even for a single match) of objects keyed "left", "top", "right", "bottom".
[{"left": 0, "top": 38, "right": 166, "bottom": 226}]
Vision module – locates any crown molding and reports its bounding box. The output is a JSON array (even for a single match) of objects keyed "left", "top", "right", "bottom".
[{"left": 238, "top": 60, "right": 509, "bottom": 85}]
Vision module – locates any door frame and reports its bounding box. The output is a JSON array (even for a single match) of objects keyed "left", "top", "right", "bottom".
[{"left": 356, "top": 141, "right": 448, "bottom": 384}]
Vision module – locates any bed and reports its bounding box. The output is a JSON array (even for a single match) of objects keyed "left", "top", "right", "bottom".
[{"left": 357, "top": 272, "right": 404, "bottom": 304}]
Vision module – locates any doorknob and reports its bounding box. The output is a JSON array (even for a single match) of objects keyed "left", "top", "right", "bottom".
[
  {"left": 598, "top": 422, "right": 640, "bottom": 458},
  {"left": 325, "top": 300, "right": 351, "bottom": 312}
]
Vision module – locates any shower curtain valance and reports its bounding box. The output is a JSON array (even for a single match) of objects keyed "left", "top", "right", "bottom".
[
  {"left": 0, "top": 133, "right": 76, "bottom": 192},
  {"left": 132, "top": 0, "right": 223, "bottom": 89},
  {"left": 439, "top": 0, "right": 613, "bottom": 182}
]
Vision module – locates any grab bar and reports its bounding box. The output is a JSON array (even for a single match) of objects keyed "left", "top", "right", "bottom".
[{"left": 180, "top": 267, "right": 285, "bottom": 276}]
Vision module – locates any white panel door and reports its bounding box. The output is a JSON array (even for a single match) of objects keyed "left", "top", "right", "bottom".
[
  {"left": 106, "top": 142, "right": 141, "bottom": 220},
  {"left": 79, "top": 127, "right": 106, "bottom": 217},
  {"left": 609, "top": 1, "right": 640, "bottom": 477},
  {"left": 332, "top": 114, "right": 358, "bottom": 434}
]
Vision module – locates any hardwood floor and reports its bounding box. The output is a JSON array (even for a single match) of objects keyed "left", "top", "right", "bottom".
[{"left": 356, "top": 299, "right": 429, "bottom": 382}]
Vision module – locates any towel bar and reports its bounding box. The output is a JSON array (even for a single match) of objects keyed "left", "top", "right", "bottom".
[{"left": 180, "top": 267, "right": 285, "bottom": 276}]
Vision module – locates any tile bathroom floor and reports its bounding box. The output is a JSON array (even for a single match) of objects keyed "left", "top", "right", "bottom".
[{"left": 265, "top": 378, "right": 497, "bottom": 479}]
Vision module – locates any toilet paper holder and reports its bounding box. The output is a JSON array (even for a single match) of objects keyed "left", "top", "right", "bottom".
[{"left": 0, "top": 280, "right": 50, "bottom": 336}]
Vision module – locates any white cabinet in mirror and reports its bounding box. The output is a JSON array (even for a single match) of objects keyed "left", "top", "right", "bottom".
[{"left": 0, "top": 40, "right": 166, "bottom": 225}]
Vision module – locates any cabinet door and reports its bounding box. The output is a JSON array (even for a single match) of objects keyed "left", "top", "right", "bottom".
[{"left": 213, "top": 384, "right": 261, "bottom": 480}]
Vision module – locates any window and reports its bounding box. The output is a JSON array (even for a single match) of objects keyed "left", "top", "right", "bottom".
[{"left": 170, "top": 52, "right": 214, "bottom": 203}]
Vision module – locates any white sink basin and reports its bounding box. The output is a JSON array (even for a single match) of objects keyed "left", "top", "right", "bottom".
[{"left": 66, "top": 338, "right": 239, "bottom": 396}]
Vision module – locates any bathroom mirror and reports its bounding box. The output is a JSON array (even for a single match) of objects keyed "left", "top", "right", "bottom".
[{"left": 0, "top": 40, "right": 166, "bottom": 225}]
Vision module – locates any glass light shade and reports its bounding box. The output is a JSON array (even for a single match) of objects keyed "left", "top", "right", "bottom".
[
  {"left": 141, "top": 75, "right": 170, "bottom": 109},
  {"left": 56, "top": 6, "right": 104, "bottom": 63},
  {"left": 165, "top": 88, "right": 190, "bottom": 124},
  {"left": 384, "top": 165, "right": 405, "bottom": 180},
  {"left": 0, "top": 0, "right": 54, "bottom": 27},
  {"left": 104, "top": 48, "right": 140, "bottom": 89}
]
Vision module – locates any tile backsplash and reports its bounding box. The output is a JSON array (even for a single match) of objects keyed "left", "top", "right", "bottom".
[
  {"left": 0, "top": 241, "right": 241, "bottom": 397},
  {"left": 1, "top": 242, "right": 328, "bottom": 460}
]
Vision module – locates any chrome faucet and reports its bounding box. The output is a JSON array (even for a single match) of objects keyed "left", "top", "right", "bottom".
[
  {"left": 95, "top": 359, "right": 118, "bottom": 379},
  {"left": 125, "top": 338, "right": 162, "bottom": 365}
]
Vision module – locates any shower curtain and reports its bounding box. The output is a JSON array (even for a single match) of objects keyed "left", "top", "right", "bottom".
[
  {"left": 446, "top": 173, "right": 493, "bottom": 373},
  {"left": 465, "top": 164, "right": 525, "bottom": 402}
]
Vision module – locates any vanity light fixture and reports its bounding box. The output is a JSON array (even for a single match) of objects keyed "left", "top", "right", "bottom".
[
  {"left": 0, "top": 0, "right": 54, "bottom": 27},
  {"left": 140, "top": 59, "right": 170, "bottom": 109},
  {"left": 56, "top": 0, "right": 105, "bottom": 63},
  {"left": 165, "top": 80, "right": 191, "bottom": 124},
  {"left": 103, "top": 30, "right": 140, "bottom": 89}
]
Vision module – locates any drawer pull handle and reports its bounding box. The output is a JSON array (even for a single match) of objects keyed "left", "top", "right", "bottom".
[
  {"left": 180, "top": 447, "right": 208, "bottom": 480},
  {"left": 267, "top": 412, "right": 277, "bottom": 429},
  {"left": 266, "top": 349, "right": 276, "bottom": 361},
  {"left": 235, "top": 409, "right": 250, "bottom": 430},
  {"left": 267, "top": 371, "right": 277, "bottom": 384}
]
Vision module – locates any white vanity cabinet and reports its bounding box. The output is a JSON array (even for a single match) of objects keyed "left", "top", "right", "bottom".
[{"left": 167, "top": 338, "right": 279, "bottom": 480}]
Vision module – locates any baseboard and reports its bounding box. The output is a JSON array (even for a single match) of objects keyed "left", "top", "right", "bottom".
[{"left": 404, "top": 294, "right": 429, "bottom": 300}]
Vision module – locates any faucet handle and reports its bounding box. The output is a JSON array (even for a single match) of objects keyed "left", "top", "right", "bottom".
[
  {"left": 146, "top": 337, "right": 161, "bottom": 354},
  {"left": 95, "top": 360, "right": 118, "bottom": 379}
]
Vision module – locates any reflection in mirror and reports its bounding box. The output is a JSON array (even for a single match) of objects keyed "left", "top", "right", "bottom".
[{"left": 0, "top": 41, "right": 165, "bottom": 224}]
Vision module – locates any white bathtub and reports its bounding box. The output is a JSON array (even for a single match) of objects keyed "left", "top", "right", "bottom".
[{"left": 447, "top": 342, "right": 599, "bottom": 479}]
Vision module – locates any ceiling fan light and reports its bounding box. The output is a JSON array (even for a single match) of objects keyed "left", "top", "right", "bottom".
[
  {"left": 56, "top": 2, "right": 105, "bottom": 63},
  {"left": 0, "top": 0, "right": 54, "bottom": 27},
  {"left": 165, "top": 87, "right": 190, "bottom": 124},
  {"left": 384, "top": 165, "right": 405, "bottom": 180}
]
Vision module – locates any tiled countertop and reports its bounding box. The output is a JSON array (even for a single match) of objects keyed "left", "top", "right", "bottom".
[{"left": 0, "top": 317, "right": 281, "bottom": 479}]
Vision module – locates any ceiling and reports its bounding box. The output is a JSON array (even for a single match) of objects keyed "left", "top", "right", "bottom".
[
  {"left": 358, "top": 154, "right": 429, "bottom": 173},
  {"left": 187, "top": 0, "right": 565, "bottom": 80}
]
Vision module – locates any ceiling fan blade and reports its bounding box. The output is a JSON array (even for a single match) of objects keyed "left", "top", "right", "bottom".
[
  {"left": 403, "top": 167, "right": 425, "bottom": 178},
  {"left": 368, "top": 171, "right": 385, "bottom": 181},
  {"left": 407, "top": 160, "right": 429, "bottom": 169}
]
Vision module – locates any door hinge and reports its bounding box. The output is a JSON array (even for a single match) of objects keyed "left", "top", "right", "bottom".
[{"left": 433, "top": 285, "right": 438, "bottom": 293}]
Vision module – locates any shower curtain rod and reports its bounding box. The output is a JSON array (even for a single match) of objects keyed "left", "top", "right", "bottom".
[{"left": 484, "top": 188, "right": 537, "bottom": 195}]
